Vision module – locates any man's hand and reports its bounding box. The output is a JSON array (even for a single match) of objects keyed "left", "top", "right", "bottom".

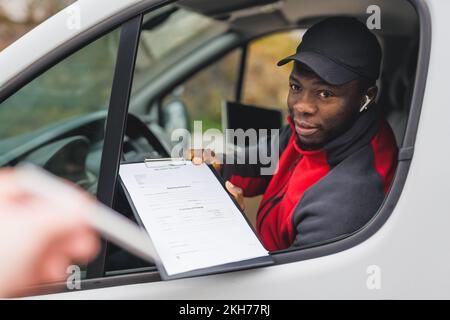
[
  {"left": 188, "top": 148, "right": 222, "bottom": 172},
  {"left": 0, "top": 168, "right": 100, "bottom": 298},
  {"left": 188, "top": 149, "right": 245, "bottom": 210},
  {"left": 225, "top": 181, "right": 245, "bottom": 211}
]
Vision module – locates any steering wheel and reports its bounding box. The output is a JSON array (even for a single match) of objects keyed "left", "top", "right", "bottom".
[
  {"left": 123, "top": 113, "right": 171, "bottom": 161},
  {"left": 19, "top": 135, "right": 99, "bottom": 194}
]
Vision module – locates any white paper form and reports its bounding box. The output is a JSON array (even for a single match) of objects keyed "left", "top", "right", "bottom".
[{"left": 119, "top": 161, "right": 269, "bottom": 276}]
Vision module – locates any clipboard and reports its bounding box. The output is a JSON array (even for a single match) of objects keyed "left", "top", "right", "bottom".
[{"left": 118, "top": 157, "right": 274, "bottom": 280}]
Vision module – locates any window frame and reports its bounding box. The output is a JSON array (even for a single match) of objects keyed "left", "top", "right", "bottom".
[
  {"left": 85, "top": 15, "right": 144, "bottom": 279},
  {"left": 0, "top": 0, "right": 431, "bottom": 294}
]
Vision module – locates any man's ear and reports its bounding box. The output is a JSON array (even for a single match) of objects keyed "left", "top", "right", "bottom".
[
  {"left": 366, "top": 86, "right": 378, "bottom": 102},
  {"left": 359, "top": 86, "right": 378, "bottom": 113}
]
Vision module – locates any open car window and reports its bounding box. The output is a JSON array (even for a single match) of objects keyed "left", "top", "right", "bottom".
[{"left": 101, "top": 0, "right": 424, "bottom": 282}]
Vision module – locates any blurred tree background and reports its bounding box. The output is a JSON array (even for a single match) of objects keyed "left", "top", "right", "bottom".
[
  {"left": 243, "top": 31, "right": 302, "bottom": 113},
  {"left": 0, "top": 0, "right": 75, "bottom": 51}
]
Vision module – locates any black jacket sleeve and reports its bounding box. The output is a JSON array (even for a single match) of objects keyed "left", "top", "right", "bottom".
[
  {"left": 219, "top": 124, "right": 292, "bottom": 197},
  {"left": 290, "top": 145, "right": 386, "bottom": 248}
]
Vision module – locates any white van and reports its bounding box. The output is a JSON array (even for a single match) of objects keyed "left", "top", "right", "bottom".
[{"left": 0, "top": 0, "right": 444, "bottom": 299}]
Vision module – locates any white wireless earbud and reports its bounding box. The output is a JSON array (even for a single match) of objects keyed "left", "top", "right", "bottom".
[{"left": 359, "top": 95, "right": 371, "bottom": 113}]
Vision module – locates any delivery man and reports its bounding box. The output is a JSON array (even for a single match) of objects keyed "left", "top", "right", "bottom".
[{"left": 192, "top": 17, "right": 398, "bottom": 251}]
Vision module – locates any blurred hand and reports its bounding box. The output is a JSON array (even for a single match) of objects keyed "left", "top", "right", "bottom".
[
  {"left": 188, "top": 149, "right": 244, "bottom": 210},
  {"left": 0, "top": 168, "right": 100, "bottom": 298}
]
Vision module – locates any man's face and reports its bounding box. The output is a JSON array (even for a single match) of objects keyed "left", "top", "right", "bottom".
[{"left": 288, "top": 63, "right": 364, "bottom": 150}]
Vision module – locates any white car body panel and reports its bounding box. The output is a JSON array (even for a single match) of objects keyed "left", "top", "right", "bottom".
[{"left": 2, "top": 0, "right": 448, "bottom": 299}]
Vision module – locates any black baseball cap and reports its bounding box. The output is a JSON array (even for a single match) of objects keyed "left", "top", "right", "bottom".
[{"left": 277, "top": 17, "right": 382, "bottom": 85}]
